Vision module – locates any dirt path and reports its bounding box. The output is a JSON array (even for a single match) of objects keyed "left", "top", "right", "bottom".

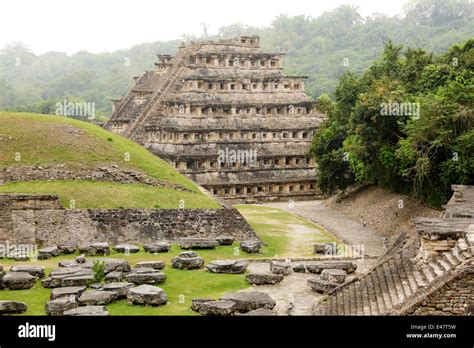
[
  {"left": 244, "top": 259, "right": 372, "bottom": 315},
  {"left": 244, "top": 262, "right": 322, "bottom": 315},
  {"left": 263, "top": 200, "right": 385, "bottom": 258},
  {"left": 285, "top": 224, "right": 323, "bottom": 256},
  {"left": 234, "top": 201, "right": 381, "bottom": 315},
  {"left": 236, "top": 205, "right": 338, "bottom": 258}
]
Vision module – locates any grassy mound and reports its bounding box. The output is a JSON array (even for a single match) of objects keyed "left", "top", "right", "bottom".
[{"left": 0, "top": 112, "right": 219, "bottom": 208}]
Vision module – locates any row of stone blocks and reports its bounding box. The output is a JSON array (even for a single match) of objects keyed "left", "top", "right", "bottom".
[
  {"left": 0, "top": 250, "right": 255, "bottom": 294},
  {"left": 245, "top": 260, "right": 357, "bottom": 287},
  {"left": 0, "top": 236, "right": 262, "bottom": 262}
]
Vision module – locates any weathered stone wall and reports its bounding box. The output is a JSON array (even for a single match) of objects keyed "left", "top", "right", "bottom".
[
  {"left": 409, "top": 266, "right": 473, "bottom": 315},
  {"left": 0, "top": 194, "right": 63, "bottom": 242},
  {"left": 0, "top": 193, "right": 62, "bottom": 210},
  {"left": 0, "top": 195, "right": 256, "bottom": 245}
]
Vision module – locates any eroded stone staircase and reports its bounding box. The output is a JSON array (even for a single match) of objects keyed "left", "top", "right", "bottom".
[
  {"left": 314, "top": 185, "right": 474, "bottom": 316},
  {"left": 127, "top": 62, "right": 185, "bottom": 140}
]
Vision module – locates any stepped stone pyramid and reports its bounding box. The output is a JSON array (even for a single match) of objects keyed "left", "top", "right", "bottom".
[
  {"left": 105, "top": 36, "right": 325, "bottom": 201},
  {"left": 314, "top": 185, "right": 474, "bottom": 316}
]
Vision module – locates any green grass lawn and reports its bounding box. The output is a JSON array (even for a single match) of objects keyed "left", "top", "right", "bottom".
[
  {"left": 0, "top": 181, "right": 220, "bottom": 209},
  {"left": 0, "top": 265, "right": 249, "bottom": 316},
  {"left": 0, "top": 244, "right": 265, "bottom": 316},
  {"left": 0, "top": 205, "right": 338, "bottom": 315},
  {"left": 236, "top": 205, "right": 339, "bottom": 257},
  {"left": 0, "top": 112, "right": 219, "bottom": 208}
]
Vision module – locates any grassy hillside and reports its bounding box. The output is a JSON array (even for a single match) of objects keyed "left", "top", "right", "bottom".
[{"left": 0, "top": 112, "right": 220, "bottom": 208}]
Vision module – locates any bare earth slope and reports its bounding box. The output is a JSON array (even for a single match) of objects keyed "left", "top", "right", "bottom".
[
  {"left": 264, "top": 185, "right": 441, "bottom": 258},
  {"left": 327, "top": 185, "right": 441, "bottom": 238}
]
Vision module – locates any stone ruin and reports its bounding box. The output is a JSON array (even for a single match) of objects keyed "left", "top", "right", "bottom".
[
  {"left": 105, "top": 36, "right": 326, "bottom": 202},
  {"left": 314, "top": 185, "right": 474, "bottom": 316},
  {"left": 0, "top": 193, "right": 256, "bottom": 245}
]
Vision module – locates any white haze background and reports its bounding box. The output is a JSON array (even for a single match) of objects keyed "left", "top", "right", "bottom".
[{"left": 0, "top": 0, "right": 407, "bottom": 54}]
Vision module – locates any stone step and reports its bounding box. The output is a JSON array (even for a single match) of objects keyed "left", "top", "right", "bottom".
[
  {"left": 382, "top": 262, "right": 399, "bottom": 309},
  {"left": 435, "top": 256, "right": 452, "bottom": 272},
  {"left": 389, "top": 257, "right": 409, "bottom": 305},
  {"left": 355, "top": 281, "right": 365, "bottom": 315},
  {"left": 375, "top": 266, "right": 393, "bottom": 311},
  {"left": 370, "top": 271, "right": 386, "bottom": 314},
  {"left": 420, "top": 265, "right": 435, "bottom": 283},
  {"left": 344, "top": 286, "right": 353, "bottom": 316},
  {"left": 457, "top": 238, "right": 469, "bottom": 252},
  {"left": 428, "top": 259, "right": 444, "bottom": 277},
  {"left": 330, "top": 294, "right": 337, "bottom": 315},
  {"left": 359, "top": 278, "right": 371, "bottom": 315},
  {"left": 365, "top": 274, "right": 380, "bottom": 315},
  {"left": 411, "top": 268, "right": 428, "bottom": 288},
  {"left": 443, "top": 252, "right": 460, "bottom": 267},
  {"left": 401, "top": 250, "right": 421, "bottom": 294},
  {"left": 336, "top": 289, "right": 344, "bottom": 315},
  {"left": 396, "top": 255, "right": 415, "bottom": 298},
  {"left": 451, "top": 248, "right": 466, "bottom": 263}
]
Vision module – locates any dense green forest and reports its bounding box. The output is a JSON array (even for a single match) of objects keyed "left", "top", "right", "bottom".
[
  {"left": 0, "top": 0, "right": 472, "bottom": 118},
  {"left": 311, "top": 38, "right": 473, "bottom": 207}
]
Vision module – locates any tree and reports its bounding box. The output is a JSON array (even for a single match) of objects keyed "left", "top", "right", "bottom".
[{"left": 311, "top": 39, "right": 473, "bottom": 207}]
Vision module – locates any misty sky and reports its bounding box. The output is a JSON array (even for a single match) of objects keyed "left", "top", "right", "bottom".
[{"left": 1, "top": 0, "right": 409, "bottom": 55}]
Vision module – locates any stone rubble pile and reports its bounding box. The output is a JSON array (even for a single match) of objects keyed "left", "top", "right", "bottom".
[
  {"left": 143, "top": 241, "right": 171, "bottom": 253},
  {"left": 215, "top": 235, "right": 235, "bottom": 246},
  {"left": 127, "top": 285, "right": 168, "bottom": 306},
  {"left": 124, "top": 268, "right": 167, "bottom": 285},
  {"left": 192, "top": 291, "right": 276, "bottom": 316},
  {"left": 305, "top": 261, "right": 357, "bottom": 274},
  {"left": 270, "top": 260, "right": 292, "bottom": 275},
  {"left": 2, "top": 272, "right": 37, "bottom": 290},
  {"left": 240, "top": 240, "right": 261, "bottom": 253},
  {"left": 171, "top": 251, "right": 205, "bottom": 270},
  {"left": 179, "top": 238, "right": 219, "bottom": 249},
  {"left": 246, "top": 273, "right": 284, "bottom": 285},
  {"left": 206, "top": 260, "right": 249, "bottom": 274},
  {"left": 0, "top": 300, "right": 28, "bottom": 314}
]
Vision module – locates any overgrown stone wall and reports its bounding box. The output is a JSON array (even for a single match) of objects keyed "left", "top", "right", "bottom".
[
  {"left": 1, "top": 165, "right": 189, "bottom": 191},
  {"left": 0, "top": 194, "right": 256, "bottom": 245}
]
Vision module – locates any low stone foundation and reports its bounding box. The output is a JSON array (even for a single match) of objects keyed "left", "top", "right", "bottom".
[{"left": 0, "top": 194, "right": 256, "bottom": 245}]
